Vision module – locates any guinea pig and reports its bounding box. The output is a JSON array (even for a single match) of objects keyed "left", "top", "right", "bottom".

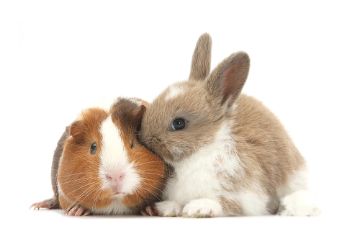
[{"left": 32, "top": 98, "right": 167, "bottom": 216}]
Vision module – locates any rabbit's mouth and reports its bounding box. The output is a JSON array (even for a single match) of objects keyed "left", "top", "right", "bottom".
[
  {"left": 141, "top": 135, "right": 174, "bottom": 162},
  {"left": 156, "top": 142, "right": 175, "bottom": 163}
]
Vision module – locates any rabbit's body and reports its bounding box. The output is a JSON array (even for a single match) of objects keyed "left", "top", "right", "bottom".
[
  {"left": 141, "top": 34, "right": 318, "bottom": 217},
  {"left": 152, "top": 93, "right": 306, "bottom": 217}
]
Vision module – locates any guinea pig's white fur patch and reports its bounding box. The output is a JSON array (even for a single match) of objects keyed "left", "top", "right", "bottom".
[{"left": 99, "top": 116, "right": 141, "bottom": 195}]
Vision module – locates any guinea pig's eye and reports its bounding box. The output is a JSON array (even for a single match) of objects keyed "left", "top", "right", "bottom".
[
  {"left": 171, "top": 118, "right": 186, "bottom": 131},
  {"left": 90, "top": 142, "right": 97, "bottom": 155}
]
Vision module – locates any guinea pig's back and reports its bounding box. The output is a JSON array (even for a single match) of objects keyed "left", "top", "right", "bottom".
[{"left": 50, "top": 128, "right": 69, "bottom": 208}]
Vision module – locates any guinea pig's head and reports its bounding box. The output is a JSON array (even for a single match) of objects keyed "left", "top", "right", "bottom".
[{"left": 58, "top": 99, "right": 166, "bottom": 214}]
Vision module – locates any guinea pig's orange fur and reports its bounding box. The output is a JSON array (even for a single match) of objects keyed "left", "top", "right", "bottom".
[{"left": 58, "top": 105, "right": 166, "bottom": 212}]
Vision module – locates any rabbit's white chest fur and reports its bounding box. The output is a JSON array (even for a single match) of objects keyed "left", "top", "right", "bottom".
[{"left": 164, "top": 123, "right": 244, "bottom": 205}]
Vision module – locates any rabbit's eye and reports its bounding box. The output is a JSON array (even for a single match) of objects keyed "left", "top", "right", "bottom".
[
  {"left": 90, "top": 142, "right": 97, "bottom": 155},
  {"left": 171, "top": 118, "right": 186, "bottom": 131}
]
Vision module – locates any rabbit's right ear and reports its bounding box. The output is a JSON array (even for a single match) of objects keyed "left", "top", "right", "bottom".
[
  {"left": 206, "top": 52, "right": 250, "bottom": 108},
  {"left": 189, "top": 33, "right": 212, "bottom": 81}
]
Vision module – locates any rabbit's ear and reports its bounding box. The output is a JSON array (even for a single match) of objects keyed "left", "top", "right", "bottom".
[
  {"left": 189, "top": 33, "right": 212, "bottom": 81},
  {"left": 206, "top": 52, "right": 250, "bottom": 107}
]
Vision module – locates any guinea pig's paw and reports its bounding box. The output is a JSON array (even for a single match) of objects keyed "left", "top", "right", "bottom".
[
  {"left": 141, "top": 205, "right": 158, "bottom": 216},
  {"left": 31, "top": 198, "right": 58, "bottom": 210},
  {"left": 65, "top": 205, "right": 91, "bottom": 216},
  {"left": 278, "top": 190, "right": 321, "bottom": 216},
  {"left": 182, "top": 199, "right": 223, "bottom": 218}
]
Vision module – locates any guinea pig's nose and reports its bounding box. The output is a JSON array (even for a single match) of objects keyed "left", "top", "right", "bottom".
[
  {"left": 105, "top": 170, "right": 125, "bottom": 194},
  {"left": 105, "top": 172, "right": 124, "bottom": 183}
]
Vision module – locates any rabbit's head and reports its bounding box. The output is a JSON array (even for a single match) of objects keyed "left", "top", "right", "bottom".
[{"left": 141, "top": 34, "right": 250, "bottom": 164}]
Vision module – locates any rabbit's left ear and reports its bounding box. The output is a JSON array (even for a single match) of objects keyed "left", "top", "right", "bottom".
[
  {"left": 206, "top": 52, "right": 250, "bottom": 107},
  {"left": 189, "top": 33, "right": 212, "bottom": 81}
]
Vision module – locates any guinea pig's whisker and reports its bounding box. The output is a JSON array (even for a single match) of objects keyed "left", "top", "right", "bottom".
[
  {"left": 136, "top": 164, "right": 164, "bottom": 170},
  {"left": 65, "top": 186, "right": 98, "bottom": 212},
  {"left": 140, "top": 176, "right": 165, "bottom": 182},
  {"left": 59, "top": 176, "right": 90, "bottom": 182},
  {"left": 63, "top": 186, "right": 96, "bottom": 204},
  {"left": 91, "top": 189, "right": 102, "bottom": 211},
  {"left": 59, "top": 177, "right": 94, "bottom": 186},
  {"left": 133, "top": 164, "right": 164, "bottom": 169},
  {"left": 134, "top": 188, "right": 147, "bottom": 203},
  {"left": 139, "top": 176, "right": 164, "bottom": 182},
  {"left": 76, "top": 186, "right": 97, "bottom": 203},
  {"left": 137, "top": 182, "right": 162, "bottom": 200},
  {"left": 59, "top": 179, "right": 98, "bottom": 190},
  {"left": 138, "top": 172, "right": 166, "bottom": 178},
  {"left": 134, "top": 188, "right": 143, "bottom": 199},
  {"left": 139, "top": 180, "right": 164, "bottom": 194},
  {"left": 62, "top": 180, "right": 98, "bottom": 199},
  {"left": 59, "top": 171, "right": 98, "bottom": 178},
  {"left": 138, "top": 170, "right": 165, "bottom": 175},
  {"left": 132, "top": 158, "right": 160, "bottom": 163},
  {"left": 72, "top": 183, "right": 99, "bottom": 206},
  {"left": 138, "top": 186, "right": 160, "bottom": 200},
  {"left": 132, "top": 158, "right": 161, "bottom": 163},
  {"left": 133, "top": 160, "right": 163, "bottom": 166}
]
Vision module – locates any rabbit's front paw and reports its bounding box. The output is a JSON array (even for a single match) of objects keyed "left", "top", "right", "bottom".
[{"left": 182, "top": 199, "right": 223, "bottom": 218}]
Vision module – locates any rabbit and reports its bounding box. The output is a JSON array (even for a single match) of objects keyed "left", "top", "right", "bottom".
[{"left": 140, "top": 33, "right": 319, "bottom": 217}]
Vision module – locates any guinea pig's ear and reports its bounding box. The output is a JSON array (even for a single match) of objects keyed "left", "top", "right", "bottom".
[
  {"left": 111, "top": 98, "right": 147, "bottom": 131},
  {"left": 132, "top": 104, "right": 146, "bottom": 131},
  {"left": 69, "top": 120, "right": 85, "bottom": 139},
  {"left": 189, "top": 33, "right": 212, "bottom": 81},
  {"left": 65, "top": 126, "right": 70, "bottom": 136},
  {"left": 206, "top": 52, "right": 250, "bottom": 107}
]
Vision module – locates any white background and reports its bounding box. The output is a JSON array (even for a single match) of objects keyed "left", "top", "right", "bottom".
[{"left": 1, "top": 0, "right": 359, "bottom": 251}]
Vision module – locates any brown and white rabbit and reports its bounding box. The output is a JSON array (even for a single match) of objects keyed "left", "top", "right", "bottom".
[
  {"left": 32, "top": 98, "right": 167, "bottom": 216},
  {"left": 140, "top": 33, "right": 319, "bottom": 217}
]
